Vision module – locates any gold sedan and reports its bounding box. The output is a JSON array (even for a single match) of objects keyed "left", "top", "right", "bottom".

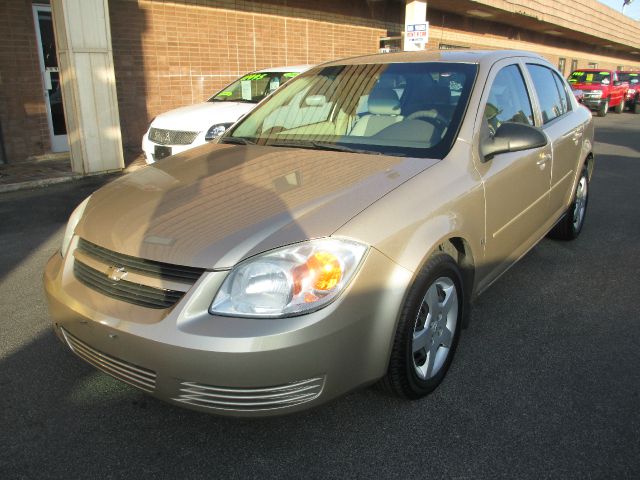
[{"left": 44, "top": 50, "right": 594, "bottom": 416}]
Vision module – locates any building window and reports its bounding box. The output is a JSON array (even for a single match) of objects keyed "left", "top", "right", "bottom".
[
  {"left": 588, "top": 62, "right": 598, "bottom": 68},
  {"left": 571, "top": 59, "right": 578, "bottom": 73},
  {"left": 439, "top": 43, "right": 469, "bottom": 50},
  {"left": 558, "top": 58, "right": 566, "bottom": 75},
  {"left": 379, "top": 36, "right": 402, "bottom": 53}
]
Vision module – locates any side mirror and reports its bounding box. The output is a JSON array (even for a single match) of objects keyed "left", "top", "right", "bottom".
[
  {"left": 613, "top": 80, "right": 621, "bottom": 86},
  {"left": 481, "top": 122, "right": 548, "bottom": 161}
]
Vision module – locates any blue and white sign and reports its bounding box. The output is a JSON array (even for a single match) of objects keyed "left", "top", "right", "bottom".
[{"left": 404, "top": 22, "right": 429, "bottom": 51}]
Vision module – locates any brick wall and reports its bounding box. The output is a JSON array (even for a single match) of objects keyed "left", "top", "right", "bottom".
[
  {"left": 110, "top": 0, "right": 401, "bottom": 149},
  {"left": 0, "top": 0, "right": 50, "bottom": 163},
  {"left": 425, "top": 9, "right": 640, "bottom": 72},
  {"left": 3, "top": 0, "right": 640, "bottom": 163}
]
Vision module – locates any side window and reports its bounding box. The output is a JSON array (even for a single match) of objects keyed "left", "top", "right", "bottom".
[
  {"left": 551, "top": 71, "right": 572, "bottom": 114},
  {"left": 526, "top": 64, "right": 566, "bottom": 124},
  {"left": 484, "top": 64, "right": 534, "bottom": 135}
]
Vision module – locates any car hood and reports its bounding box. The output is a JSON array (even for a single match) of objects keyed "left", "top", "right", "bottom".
[
  {"left": 570, "top": 82, "right": 608, "bottom": 91},
  {"left": 76, "top": 145, "right": 438, "bottom": 269},
  {"left": 151, "top": 102, "right": 255, "bottom": 132}
]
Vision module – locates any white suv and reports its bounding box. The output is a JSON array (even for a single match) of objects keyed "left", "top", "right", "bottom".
[{"left": 141, "top": 65, "right": 311, "bottom": 164}]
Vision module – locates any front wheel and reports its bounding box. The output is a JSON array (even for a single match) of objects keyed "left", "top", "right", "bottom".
[
  {"left": 548, "top": 165, "right": 589, "bottom": 240},
  {"left": 382, "top": 254, "right": 464, "bottom": 398},
  {"left": 614, "top": 99, "right": 624, "bottom": 114},
  {"left": 598, "top": 99, "right": 609, "bottom": 117}
]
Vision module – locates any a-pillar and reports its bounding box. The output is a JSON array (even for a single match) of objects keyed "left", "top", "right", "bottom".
[{"left": 51, "top": 0, "right": 124, "bottom": 174}]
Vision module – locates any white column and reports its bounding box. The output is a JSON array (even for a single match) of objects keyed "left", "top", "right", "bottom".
[
  {"left": 51, "top": 0, "right": 124, "bottom": 174},
  {"left": 404, "top": 1, "right": 429, "bottom": 52}
]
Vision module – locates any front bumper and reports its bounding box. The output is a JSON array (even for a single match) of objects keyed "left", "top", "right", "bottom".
[
  {"left": 44, "top": 245, "right": 412, "bottom": 417},
  {"left": 141, "top": 132, "right": 208, "bottom": 164},
  {"left": 582, "top": 97, "right": 605, "bottom": 110}
]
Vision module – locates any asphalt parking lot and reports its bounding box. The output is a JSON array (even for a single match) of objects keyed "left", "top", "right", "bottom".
[{"left": 1, "top": 112, "right": 639, "bottom": 479}]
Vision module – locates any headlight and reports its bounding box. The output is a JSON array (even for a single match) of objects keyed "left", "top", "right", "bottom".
[
  {"left": 61, "top": 195, "right": 91, "bottom": 257},
  {"left": 210, "top": 238, "right": 368, "bottom": 318},
  {"left": 628, "top": 89, "right": 636, "bottom": 95},
  {"left": 590, "top": 90, "right": 603, "bottom": 98},
  {"left": 205, "top": 123, "right": 233, "bottom": 141}
]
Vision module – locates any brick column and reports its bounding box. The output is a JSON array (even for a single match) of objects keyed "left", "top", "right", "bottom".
[{"left": 51, "top": 0, "right": 124, "bottom": 174}]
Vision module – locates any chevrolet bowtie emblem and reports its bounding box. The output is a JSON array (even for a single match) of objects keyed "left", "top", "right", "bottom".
[{"left": 106, "top": 265, "right": 127, "bottom": 282}]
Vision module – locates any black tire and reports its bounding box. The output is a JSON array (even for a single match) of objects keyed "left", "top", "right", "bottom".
[
  {"left": 548, "top": 165, "right": 589, "bottom": 240},
  {"left": 597, "top": 99, "right": 609, "bottom": 117},
  {"left": 381, "top": 254, "right": 464, "bottom": 399},
  {"left": 634, "top": 102, "right": 640, "bottom": 114},
  {"left": 614, "top": 99, "right": 624, "bottom": 114}
]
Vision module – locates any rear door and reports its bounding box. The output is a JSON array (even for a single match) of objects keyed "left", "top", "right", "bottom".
[{"left": 525, "top": 63, "right": 584, "bottom": 218}]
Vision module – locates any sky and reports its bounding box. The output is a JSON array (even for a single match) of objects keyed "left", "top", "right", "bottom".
[{"left": 597, "top": 0, "right": 640, "bottom": 19}]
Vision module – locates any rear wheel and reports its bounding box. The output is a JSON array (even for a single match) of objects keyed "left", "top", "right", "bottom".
[
  {"left": 614, "top": 99, "right": 624, "bottom": 114},
  {"left": 548, "top": 165, "right": 589, "bottom": 240},
  {"left": 382, "top": 254, "right": 464, "bottom": 398},
  {"left": 598, "top": 99, "right": 609, "bottom": 117}
]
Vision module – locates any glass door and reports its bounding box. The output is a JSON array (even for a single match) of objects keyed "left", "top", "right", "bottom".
[{"left": 33, "top": 5, "right": 68, "bottom": 152}]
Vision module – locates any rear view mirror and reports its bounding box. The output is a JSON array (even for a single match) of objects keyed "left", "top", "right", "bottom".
[{"left": 481, "top": 122, "right": 548, "bottom": 161}]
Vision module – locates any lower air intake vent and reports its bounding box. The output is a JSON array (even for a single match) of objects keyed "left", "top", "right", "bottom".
[
  {"left": 61, "top": 328, "right": 156, "bottom": 392},
  {"left": 173, "top": 377, "right": 325, "bottom": 412}
]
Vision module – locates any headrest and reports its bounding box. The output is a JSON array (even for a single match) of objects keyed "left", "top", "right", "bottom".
[
  {"left": 305, "top": 95, "right": 327, "bottom": 106},
  {"left": 428, "top": 85, "right": 452, "bottom": 105},
  {"left": 368, "top": 88, "right": 400, "bottom": 115}
]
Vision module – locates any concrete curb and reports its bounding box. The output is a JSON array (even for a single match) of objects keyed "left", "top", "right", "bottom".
[
  {"left": 0, "top": 163, "right": 146, "bottom": 194},
  {"left": 0, "top": 175, "right": 81, "bottom": 193}
]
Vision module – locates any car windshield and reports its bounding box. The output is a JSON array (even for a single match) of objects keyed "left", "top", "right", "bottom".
[
  {"left": 209, "top": 71, "right": 301, "bottom": 103},
  {"left": 618, "top": 72, "right": 640, "bottom": 84},
  {"left": 568, "top": 70, "right": 611, "bottom": 85},
  {"left": 225, "top": 62, "right": 478, "bottom": 158}
]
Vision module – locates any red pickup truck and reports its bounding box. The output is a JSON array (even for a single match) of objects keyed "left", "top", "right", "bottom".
[
  {"left": 568, "top": 69, "right": 629, "bottom": 116},
  {"left": 618, "top": 71, "right": 640, "bottom": 114}
]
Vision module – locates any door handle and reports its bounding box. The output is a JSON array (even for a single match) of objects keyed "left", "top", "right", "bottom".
[
  {"left": 537, "top": 153, "right": 551, "bottom": 168},
  {"left": 572, "top": 127, "right": 584, "bottom": 142}
]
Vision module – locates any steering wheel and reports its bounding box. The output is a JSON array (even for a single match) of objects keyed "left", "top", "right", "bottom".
[{"left": 406, "top": 110, "right": 449, "bottom": 133}]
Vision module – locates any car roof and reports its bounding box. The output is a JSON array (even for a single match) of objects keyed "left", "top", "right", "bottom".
[
  {"left": 318, "top": 49, "right": 548, "bottom": 67},
  {"left": 255, "top": 65, "right": 313, "bottom": 73}
]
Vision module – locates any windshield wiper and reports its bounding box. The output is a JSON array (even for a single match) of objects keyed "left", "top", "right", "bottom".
[
  {"left": 268, "top": 141, "right": 385, "bottom": 155},
  {"left": 219, "top": 137, "right": 255, "bottom": 145}
]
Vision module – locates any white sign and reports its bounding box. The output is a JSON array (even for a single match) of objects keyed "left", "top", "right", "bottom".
[
  {"left": 404, "top": 22, "right": 429, "bottom": 51},
  {"left": 241, "top": 80, "right": 252, "bottom": 100}
]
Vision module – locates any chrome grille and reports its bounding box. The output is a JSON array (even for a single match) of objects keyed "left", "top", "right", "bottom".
[
  {"left": 173, "top": 377, "right": 325, "bottom": 412},
  {"left": 61, "top": 328, "right": 156, "bottom": 392},
  {"left": 77, "top": 238, "right": 204, "bottom": 282},
  {"left": 74, "top": 261, "right": 184, "bottom": 309},
  {"left": 149, "top": 127, "right": 199, "bottom": 145}
]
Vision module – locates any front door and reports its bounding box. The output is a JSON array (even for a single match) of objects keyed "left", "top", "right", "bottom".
[
  {"left": 475, "top": 61, "right": 552, "bottom": 286},
  {"left": 33, "top": 5, "right": 68, "bottom": 152}
]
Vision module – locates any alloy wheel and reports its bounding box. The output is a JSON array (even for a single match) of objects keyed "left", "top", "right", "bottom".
[{"left": 412, "top": 277, "right": 458, "bottom": 380}]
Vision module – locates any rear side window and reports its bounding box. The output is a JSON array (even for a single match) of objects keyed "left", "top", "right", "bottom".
[
  {"left": 527, "top": 64, "right": 568, "bottom": 124},
  {"left": 484, "top": 64, "right": 534, "bottom": 135},
  {"left": 552, "top": 72, "right": 572, "bottom": 115}
]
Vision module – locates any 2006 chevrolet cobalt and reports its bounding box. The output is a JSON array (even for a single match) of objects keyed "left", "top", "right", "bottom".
[{"left": 44, "top": 50, "right": 594, "bottom": 416}]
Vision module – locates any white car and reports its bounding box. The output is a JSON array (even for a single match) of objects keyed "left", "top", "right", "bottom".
[{"left": 141, "top": 65, "right": 311, "bottom": 164}]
